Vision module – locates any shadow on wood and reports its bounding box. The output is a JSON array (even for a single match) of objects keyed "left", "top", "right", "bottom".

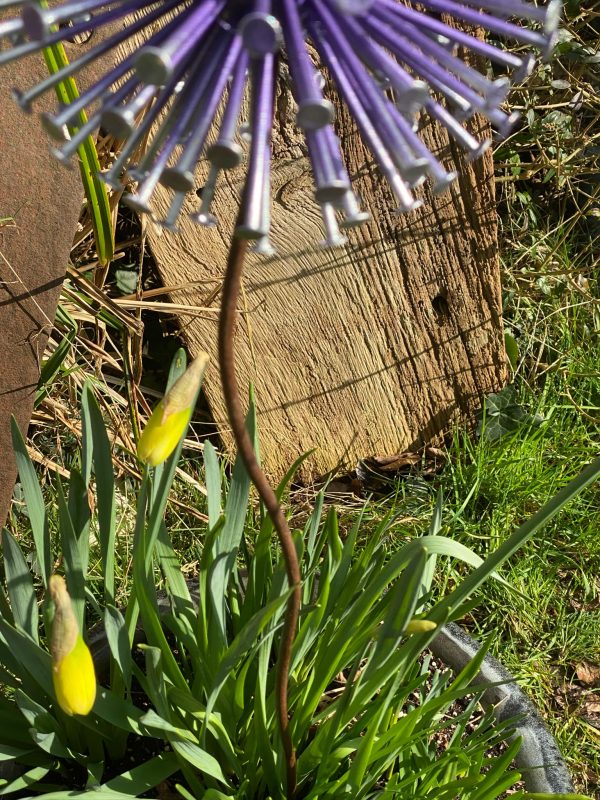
[{"left": 141, "top": 96, "right": 506, "bottom": 481}]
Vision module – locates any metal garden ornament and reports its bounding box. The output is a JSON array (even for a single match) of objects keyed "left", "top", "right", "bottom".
[{"left": 0, "top": 0, "right": 560, "bottom": 249}]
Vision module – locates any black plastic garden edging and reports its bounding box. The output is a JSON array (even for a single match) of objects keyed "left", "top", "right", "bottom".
[{"left": 430, "top": 622, "right": 574, "bottom": 794}]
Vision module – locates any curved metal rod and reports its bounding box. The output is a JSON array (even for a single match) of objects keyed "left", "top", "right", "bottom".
[{"left": 218, "top": 230, "right": 301, "bottom": 799}]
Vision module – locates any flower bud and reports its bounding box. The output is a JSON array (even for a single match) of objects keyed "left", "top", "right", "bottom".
[
  {"left": 404, "top": 618, "right": 438, "bottom": 635},
  {"left": 49, "top": 575, "right": 96, "bottom": 716},
  {"left": 137, "top": 352, "right": 209, "bottom": 467}
]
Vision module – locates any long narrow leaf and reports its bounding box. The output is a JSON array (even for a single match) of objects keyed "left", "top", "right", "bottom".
[
  {"left": 171, "top": 740, "right": 230, "bottom": 787},
  {"left": 208, "top": 401, "right": 257, "bottom": 649},
  {"left": 35, "top": 305, "right": 77, "bottom": 407},
  {"left": 1, "top": 529, "right": 38, "bottom": 642},
  {"left": 155, "top": 523, "right": 192, "bottom": 615},
  {"left": 131, "top": 478, "right": 189, "bottom": 694},
  {"left": 437, "top": 456, "right": 600, "bottom": 619},
  {"left": 41, "top": 25, "right": 114, "bottom": 266},
  {"left": 81, "top": 384, "right": 116, "bottom": 605},
  {"left": 10, "top": 418, "right": 50, "bottom": 587},
  {"left": 203, "top": 441, "right": 222, "bottom": 530},
  {"left": 104, "top": 605, "right": 133, "bottom": 690},
  {"left": 370, "top": 548, "right": 429, "bottom": 670},
  {"left": 0, "top": 618, "right": 53, "bottom": 696},
  {"left": 0, "top": 764, "right": 51, "bottom": 795},
  {"left": 204, "top": 590, "right": 292, "bottom": 731},
  {"left": 57, "top": 480, "right": 86, "bottom": 631},
  {"left": 102, "top": 752, "right": 179, "bottom": 796},
  {"left": 394, "top": 455, "right": 600, "bottom": 680}
]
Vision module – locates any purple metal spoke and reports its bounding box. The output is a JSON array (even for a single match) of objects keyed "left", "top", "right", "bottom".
[
  {"left": 237, "top": 52, "right": 276, "bottom": 239},
  {"left": 124, "top": 144, "right": 173, "bottom": 214},
  {"left": 425, "top": 99, "right": 491, "bottom": 160},
  {"left": 22, "top": 0, "right": 138, "bottom": 40},
  {"left": 251, "top": 236, "right": 276, "bottom": 256},
  {"left": 238, "top": 0, "right": 282, "bottom": 57},
  {"left": 363, "top": 13, "right": 517, "bottom": 131},
  {"left": 100, "top": 2, "right": 215, "bottom": 138},
  {"left": 445, "top": 0, "right": 560, "bottom": 28},
  {"left": 280, "top": 0, "right": 334, "bottom": 129},
  {"left": 159, "top": 191, "right": 188, "bottom": 231},
  {"left": 129, "top": 32, "right": 230, "bottom": 182},
  {"left": 238, "top": 12, "right": 282, "bottom": 56},
  {"left": 161, "top": 34, "right": 243, "bottom": 192},
  {"left": 51, "top": 110, "right": 104, "bottom": 165},
  {"left": 311, "top": 2, "right": 429, "bottom": 186},
  {"left": 355, "top": 14, "right": 473, "bottom": 116},
  {"left": 41, "top": 76, "right": 137, "bottom": 142},
  {"left": 306, "top": 127, "right": 350, "bottom": 204},
  {"left": 320, "top": 203, "right": 348, "bottom": 248},
  {"left": 0, "top": 18, "right": 22, "bottom": 38},
  {"left": 190, "top": 163, "right": 220, "bottom": 227},
  {"left": 322, "top": 123, "right": 353, "bottom": 188},
  {"left": 32, "top": 0, "right": 187, "bottom": 134},
  {"left": 127, "top": 53, "right": 234, "bottom": 214},
  {"left": 371, "top": 5, "right": 512, "bottom": 106},
  {"left": 0, "top": 37, "right": 50, "bottom": 65},
  {"left": 99, "top": 34, "right": 225, "bottom": 190},
  {"left": 325, "top": 10, "right": 429, "bottom": 117},
  {"left": 307, "top": 16, "right": 419, "bottom": 213},
  {"left": 364, "top": 13, "right": 477, "bottom": 106},
  {"left": 369, "top": 0, "right": 532, "bottom": 75},
  {"left": 385, "top": 101, "right": 457, "bottom": 193},
  {"left": 346, "top": 67, "right": 429, "bottom": 186},
  {"left": 1, "top": 0, "right": 184, "bottom": 65},
  {"left": 329, "top": 0, "right": 375, "bottom": 12},
  {"left": 23, "top": 58, "right": 133, "bottom": 129},
  {"left": 9, "top": 0, "right": 180, "bottom": 110},
  {"left": 339, "top": 191, "right": 370, "bottom": 228},
  {"left": 250, "top": 143, "right": 276, "bottom": 254},
  {"left": 135, "top": 0, "right": 226, "bottom": 85},
  {"left": 207, "top": 49, "right": 248, "bottom": 169},
  {"left": 102, "top": 85, "right": 158, "bottom": 140},
  {"left": 137, "top": 32, "right": 229, "bottom": 177},
  {"left": 253, "top": 0, "right": 273, "bottom": 14},
  {"left": 377, "top": 0, "right": 551, "bottom": 53}
]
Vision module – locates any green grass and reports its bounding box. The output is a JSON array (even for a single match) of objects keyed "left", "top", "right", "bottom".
[
  {"left": 336, "top": 313, "right": 599, "bottom": 794},
  {"left": 444, "top": 408, "right": 599, "bottom": 793},
  {"left": 476, "top": 7, "right": 599, "bottom": 789}
]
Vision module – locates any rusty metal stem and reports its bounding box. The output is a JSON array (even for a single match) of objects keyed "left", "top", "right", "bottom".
[{"left": 218, "top": 231, "right": 301, "bottom": 799}]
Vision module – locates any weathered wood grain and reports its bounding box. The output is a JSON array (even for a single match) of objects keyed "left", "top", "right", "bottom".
[{"left": 113, "top": 31, "right": 505, "bottom": 481}]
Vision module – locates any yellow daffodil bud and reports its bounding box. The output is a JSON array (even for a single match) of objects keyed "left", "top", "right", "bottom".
[
  {"left": 49, "top": 575, "right": 96, "bottom": 716},
  {"left": 404, "top": 618, "right": 438, "bottom": 635},
  {"left": 137, "top": 352, "right": 209, "bottom": 467}
]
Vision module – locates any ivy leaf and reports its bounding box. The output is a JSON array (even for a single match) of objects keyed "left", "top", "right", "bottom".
[{"left": 477, "top": 386, "right": 544, "bottom": 442}]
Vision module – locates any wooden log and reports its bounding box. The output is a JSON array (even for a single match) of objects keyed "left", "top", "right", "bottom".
[{"left": 137, "top": 86, "right": 505, "bottom": 481}]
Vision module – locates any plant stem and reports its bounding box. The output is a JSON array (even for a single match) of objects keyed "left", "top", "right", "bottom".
[{"left": 218, "top": 232, "right": 301, "bottom": 799}]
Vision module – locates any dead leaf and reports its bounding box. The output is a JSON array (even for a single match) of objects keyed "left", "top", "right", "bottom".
[
  {"left": 580, "top": 695, "right": 600, "bottom": 729},
  {"left": 576, "top": 661, "right": 600, "bottom": 687},
  {"left": 356, "top": 445, "right": 447, "bottom": 494},
  {"left": 370, "top": 452, "right": 421, "bottom": 472}
]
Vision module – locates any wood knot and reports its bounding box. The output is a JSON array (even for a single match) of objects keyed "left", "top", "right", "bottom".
[
  {"left": 274, "top": 167, "right": 314, "bottom": 212},
  {"left": 431, "top": 289, "right": 450, "bottom": 322}
]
